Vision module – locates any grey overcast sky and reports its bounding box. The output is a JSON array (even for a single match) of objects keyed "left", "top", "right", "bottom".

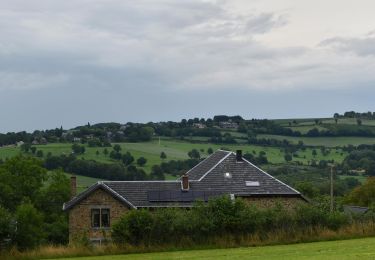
[{"left": 1, "top": 0, "right": 375, "bottom": 132}]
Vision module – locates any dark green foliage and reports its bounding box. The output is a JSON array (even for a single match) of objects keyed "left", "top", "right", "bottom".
[
  {"left": 71, "top": 143, "right": 85, "bottom": 154},
  {"left": 207, "top": 147, "right": 213, "bottom": 154},
  {"left": 345, "top": 177, "right": 375, "bottom": 207},
  {"left": 36, "top": 150, "right": 44, "bottom": 157},
  {"left": 160, "top": 151, "right": 167, "bottom": 160},
  {"left": 122, "top": 152, "right": 134, "bottom": 166},
  {"left": 0, "top": 158, "right": 70, "bottom": 250},
  {"left": 159, "top": 159, "right": 199, "bottom": 177},
  {"left": 188, "top": 149, "right": 200, "bottom": 159},
  {"left": 112, "top": 210, "right": 153, "bottom": 245},
  {"left": 342, "top": 150, "right": 375, "bottom": 176},
  {"left": 113, "top": 144, "right": 122, "bottom": 153},
  {"left": 137, "top": 157, "right": 147, "bottom": 166},
  {"left": 0, "top": 206, "right": 12, "bottom": 242},
  {"left": 284, "top": 153, "right": 292, "bottom": 162},
  {"left": 150, "top": 165, "right": 165, "bottom": 180},
  {"left": 14, "top": 203, "right": 44, "bottom": 250},
  {"left": 112, "top": 197, "right": 351, "bottom": 246},
  {"left": 0, "top": 156, "right": 47, "bottom": 211}
]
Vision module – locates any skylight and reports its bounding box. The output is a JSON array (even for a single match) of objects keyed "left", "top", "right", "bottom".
[{"left": 246, "top": 181, "right": 260, "bottom": 187}]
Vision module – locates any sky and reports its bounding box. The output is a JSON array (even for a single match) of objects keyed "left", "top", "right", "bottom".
[{"left": 1, "top": 0, "right": 375, "bottom": 132}]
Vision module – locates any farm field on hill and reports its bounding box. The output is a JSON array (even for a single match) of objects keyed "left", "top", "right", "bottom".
[
  {"left": 50, "top": 237, "right": 375, "bottom": 260},
  {"left": 0, "top": 139, "right": 347, "bottom": 169},
  {"left": 258, "top": 134, "right": 375, "bottom": 147}
]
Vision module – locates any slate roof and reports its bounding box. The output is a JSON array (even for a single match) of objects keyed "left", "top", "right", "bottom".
[{"left": 63, "top": 150, "right": 304, "bottom": 210}]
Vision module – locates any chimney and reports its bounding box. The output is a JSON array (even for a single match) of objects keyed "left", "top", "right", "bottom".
[
  {"left": 236, "top": 150, "right": 243, "bottom": 162},
  {"left": 70, "top": 176, "right": 77, "bottom": 198},
  {"left": 181, "top": 174, "right": 189, "bottom": 191}
]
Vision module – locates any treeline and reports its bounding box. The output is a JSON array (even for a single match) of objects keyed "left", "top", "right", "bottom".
[
  {"left": 111, "top": 196, "right": 373, "bottom": 246},
  {"left": 335, "top": 111, "right": 375, "bottom": 119},
  {"left": 44, "top": 154, "right": 147, "bottom": 181}
]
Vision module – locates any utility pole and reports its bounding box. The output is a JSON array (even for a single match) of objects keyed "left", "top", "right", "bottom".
[{"left": 330, "top": 164, "right": 334, "bottom": 213}]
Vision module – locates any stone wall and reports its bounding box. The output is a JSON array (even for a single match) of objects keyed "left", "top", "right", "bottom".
[
  {"left": 241, "top": 196, "right": 306, "bottom": 210},
  {"left": 68, "top": 188, "right": 129, "bottom": 243}
]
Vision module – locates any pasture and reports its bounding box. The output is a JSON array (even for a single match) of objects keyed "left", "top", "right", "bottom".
[
  {"left": 258, "top": 134, "right": 375, "bottom": 147},
  {"left": 50, "top": 237, "right": 375, "bottom": 260},
  {"left": 0, "top": 139, "right": 348, "bottom": 171}
]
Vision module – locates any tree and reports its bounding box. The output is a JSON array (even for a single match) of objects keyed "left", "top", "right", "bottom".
[
  {"left": 207, "top": 147, "right": 213, "bottom": 154},
  {"left": 0, "top": 156, "right": 47, "bottom": 211},
  {"left": 284, "top": 153, "right": 292, "bottom": 162},
  {"left": 36, "top": 170, "right": 70, "bottom": 244},
  {"left": 357, "top": 118, "right": 362, "bottom": 126},
  {"left": 30, "top": 147, "right": 37, "bottom": 154},
  {"left": 312, "top": 149, "right": 317, "bottom": 158},
  {"left": 113, "top": 144, "right": 122, "bottom": 153},
  {"left": 20, "top": 143, "right": 31, "bottom": 153},
  {"left": 71, "top": 143, "right": 85, "bottom": 154},
  {"left": 110, "top": 150, "right": 122, "bottom": 160},
  {"left": 137, "top": 157, "right": 147, "bottom": 167},
  {"left": 96, "top": 150, "right": 100, "bottom": 156},
  {"left": 103, "top": 148, "right": 109, "bottom": 157},
  {"left": 14, "top": 203, "right": 44, "bottom": 250},
  {"left": 345, "top": 177, "right": 375, "bottom": 207},
  {"left": 160, "top": 151, "right": 167, "bottom": 160},
  {"left": 0, "top": 206, "right": 12, "bottom": 242},
  {"left": 150, "top": 165, "right": 165, "bottom": 180},
  {"left": 122, "top": 152, "right": 134, "bottom": 166},
  {"left": 36, "top": 150, "right": 44, "bottom": 157},
  {"left": 188, "top": 149, "right": 200, "bottom": 159}
]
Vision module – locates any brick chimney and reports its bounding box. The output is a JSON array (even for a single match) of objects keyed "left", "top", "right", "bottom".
[
  {"left": 236, "top": 150, "right": 243, "bottom": 162},
  {"left": 70, "top": 176, "right": 77, "bottom": 198},
  {"left": 181, "top": 174, "right": 189, "bottom": 191}
]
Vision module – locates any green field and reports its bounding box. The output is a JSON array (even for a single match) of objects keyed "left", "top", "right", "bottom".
[
  {"left": 276, "top": 117, "right": 375, "bottom": 127},
  {"left": 50, "top": 237, "right": 375, "bottom": 260},
  {"left": 0, "top": 139, "right": 348, "bottom": 171},
  {"left": 258, "top": 134, "right": 375, "bottom": 147}
]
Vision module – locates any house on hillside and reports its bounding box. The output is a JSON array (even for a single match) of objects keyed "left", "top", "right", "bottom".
[
  {"left": 219, "top": 121, "right": 239, "bottom": 129},
  {"left": 63, "top": 150, "right": 307, "bottom": 244}
]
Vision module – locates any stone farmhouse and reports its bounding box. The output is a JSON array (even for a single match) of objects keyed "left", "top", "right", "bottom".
[{"left": 63, "top": 150, "right": 307, "bottom": 243}]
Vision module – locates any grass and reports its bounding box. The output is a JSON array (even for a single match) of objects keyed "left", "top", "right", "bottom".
[
  {"left": 338, "top": 175, "right": 368, "bottom": 184},
  {"left": 20, "top": 236, "right": 375, "bottom": 260},
  {"left": 258, "top": 134, "right": 375, "bottom": 147},
  {"left": 0, "top": 145, "right": 22, "bottom": 160},
  {"left": 0, "top": 139, "right": 349, "bottom": 176}
]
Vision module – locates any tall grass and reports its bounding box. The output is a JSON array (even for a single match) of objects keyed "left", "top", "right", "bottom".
[{"left": 3, "top": 221, "right": 375, "bottom": 260}]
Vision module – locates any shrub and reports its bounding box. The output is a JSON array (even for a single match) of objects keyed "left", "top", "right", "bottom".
[
  {"left": 112, "top": 197, "right": 353, "bottom": 246},
  {"left": 112, "top": 210, "right": 153, "bottom": 245}
]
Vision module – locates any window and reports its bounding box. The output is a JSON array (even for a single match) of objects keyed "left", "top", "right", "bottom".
[
  {"left": 245, "top": 181, "right": 260, "bottom": 187},
  {"left": 91, "top": 208, "right": 110, "bottom": 228}
]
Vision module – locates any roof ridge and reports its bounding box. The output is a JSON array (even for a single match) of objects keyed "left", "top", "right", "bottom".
[
  {"left": 181, "top": 150, "right": 231, "bottom": 180},
  {"left": 198, "top": 152, "right": 232, "bottom": 181}
]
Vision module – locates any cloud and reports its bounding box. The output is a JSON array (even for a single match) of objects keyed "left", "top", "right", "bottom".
[
  {"left": 320, "top": 34, "right": 375, "bottom": 56},
  {"left": 1, "top": 0, "right": 375, "bottom": 132}
]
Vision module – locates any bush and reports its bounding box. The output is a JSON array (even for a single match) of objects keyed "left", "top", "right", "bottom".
[
  {"left": 14, "top": 203, "right": 44, "bottom": 250},
  {"left": 112, "top": 210, "right": 153, "bottom": 245},
  {"left": 111, "top": 197, "right": 352, "bottom": 246}
]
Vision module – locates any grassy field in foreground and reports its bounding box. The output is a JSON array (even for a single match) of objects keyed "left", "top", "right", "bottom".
[{"left": 50, "top": 237, "right": 375, "bottom": 260}]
